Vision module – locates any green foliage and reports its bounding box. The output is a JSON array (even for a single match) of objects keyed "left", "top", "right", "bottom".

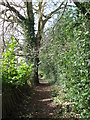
[
  {"left": 21, "top": 18, "right": 35, "bottom": 63},
  {"left": 40, "top": 8, "right": 90, "bottom": 118},
  {"left": 2, "top": 36, "right": 32, "bottom": 86}
]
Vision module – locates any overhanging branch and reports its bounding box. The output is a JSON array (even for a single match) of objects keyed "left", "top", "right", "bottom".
[
  {"left": 0, "top": 1, "right": 26, "bottom": 21},
  {"left": 44, "top": 2, "right": 64, "bottom": 24}
]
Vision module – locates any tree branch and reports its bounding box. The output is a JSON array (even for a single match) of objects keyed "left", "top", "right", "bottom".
[
  {"left": 0, "top": 1, "right": 26, "bottom": 21},
  {"left": 44, "top": 2, "right": 64, "bottom": 24},
  {"left": 0, "top": 8, "right": 9, "bottom": 15},
  {"left": 53, "top": 2, "right": 67, "bottom": 30},
  {"left": 38, "top": 0, "right": 47, "bottom": 22}
]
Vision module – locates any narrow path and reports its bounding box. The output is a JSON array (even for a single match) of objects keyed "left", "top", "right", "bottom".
[
  {"left": 7, "top": 79, "right": 80, "bottom": 119},
  {"left": 17, "top": 80, "right": 56, "bottom": 118}
]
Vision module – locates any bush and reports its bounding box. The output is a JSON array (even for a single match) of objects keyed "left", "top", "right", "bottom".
[
  {"left": 39, "top": 8, "right": 90, "bottom": 118},
  {"left": 2, "top": 36, "right": 32, "bottom": 87}
]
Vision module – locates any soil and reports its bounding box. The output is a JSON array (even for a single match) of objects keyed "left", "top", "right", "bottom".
[
  {"left": 14, "top": 79, "right": 56, "bottom": 119},
  {"left": 3, "top": 79, "right": 80, "bottom": 119}
]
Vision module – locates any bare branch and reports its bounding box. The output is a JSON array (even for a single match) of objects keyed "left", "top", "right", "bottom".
[
  {"left": 53, "top": 2, "right": 67, "bottom": 30},
  {"left": 0, "top": 1, "right": 26, "bottom": 21},
  {"left": 38, "top": 0, "right": 47, "bottom": 22},
  {"left": 0, "top": 8, "right": 9, "bottom": 15},
  {"left": 43, "top": 2, "right": 64, "bottom": 25},
  {"left": 0, "top": 15, "right": 14, "bottom": 23}
]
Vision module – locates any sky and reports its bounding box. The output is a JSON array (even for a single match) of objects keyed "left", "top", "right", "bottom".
[
  {"left": 10, "top": 0, "right": 90, "bottom": 2},
  {"left": 0, "top": 0, "right": 68, "bottom": 34},
  {"left": 0, "top": 0, "right": 76, "bottom": 43}
]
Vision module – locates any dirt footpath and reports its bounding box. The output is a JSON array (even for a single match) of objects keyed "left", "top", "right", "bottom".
[{"left": 17, "top": 80, "right": 56, "bottom": 118}]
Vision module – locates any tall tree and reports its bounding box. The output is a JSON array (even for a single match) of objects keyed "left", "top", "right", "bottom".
[{"left": 0, "top": 0, "right": 66, "bottom": 84}]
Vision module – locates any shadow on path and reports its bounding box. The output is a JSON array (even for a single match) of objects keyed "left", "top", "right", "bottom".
[{"left": 17, "top": 79, "right": 56, "bottom": 118}]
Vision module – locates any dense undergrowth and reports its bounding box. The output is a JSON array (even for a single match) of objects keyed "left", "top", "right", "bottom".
[
  {"left": 2, "top": 36, "right": 32, "bottom": 87},
  {"left": 39, "top": 8, "right": 90, "bottom": 118},
  {"left": 2, "top": 36, "right": 33, "bottom": 117}
]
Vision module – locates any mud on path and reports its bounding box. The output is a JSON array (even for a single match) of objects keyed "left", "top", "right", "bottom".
[{"left": 15, "top": 80, "right": 56, "bottom": 119}]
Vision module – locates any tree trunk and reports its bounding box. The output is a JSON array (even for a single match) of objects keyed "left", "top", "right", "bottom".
[
  {"left": 34, "top": 53, "right": 39, "bottom": 84},
  {"left": 34, "top": 36, "right": 40, "bottom": 84},
  {"left": 22, "top": 2, "right": 40, "bottom": 84}
]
